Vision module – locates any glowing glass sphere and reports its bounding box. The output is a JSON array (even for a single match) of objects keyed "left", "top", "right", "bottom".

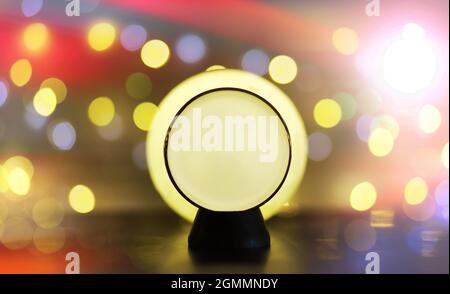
[
  {"left": 147, "top": 69, "right": 307, "bottom": 221},
  {"left": 313, "top": 99, "right": 342, "bottom": 128},
  {"left": 10, "top": 59, "right": 32, "bottom": 87},
  {"left": 268, "top": 55, "right": 298, "bottom": 84},
  {"left": 88, "top": 22, "right": 116, "bottom": 51},
  {"left": 88, "top": 97, "right": 115, "bottom": 126},
  {"left": 68, "top": 185, "right": 96, "bottom": 214},
  {"left": 350, "top": 182, "right": 377, "bottom": 211},
  {"left": 141, "top": 39, "right": 170, "bottom": 68},
  {"left": 332, "top": 27, "right": 359, "bottom": 55}
]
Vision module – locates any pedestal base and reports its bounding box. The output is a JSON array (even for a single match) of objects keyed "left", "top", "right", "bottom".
[{"left": 188, "top": 207, "right": 270, "bottom": 262}]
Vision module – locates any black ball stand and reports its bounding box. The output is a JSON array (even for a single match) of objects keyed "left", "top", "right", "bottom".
[{"left": 188, "top": 207, "right": 270, "bottom": 263}]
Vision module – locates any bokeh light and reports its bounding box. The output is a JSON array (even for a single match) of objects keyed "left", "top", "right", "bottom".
[
  {"left": 141, "top": 39, "right": 170, "bottom": 68},
  {"left": 356, "top": 114, "right": 374, "bottom": 142},
  {"left": 368, "top": 128, "right": 394, "bottom": 157},
  {"left": 97, "top": 114, "right": 123, "bottom": 141},
  {"left": 206, "top": 65, "right": 226, "bottom": 71},
  {"left": 40, "top": 78, "right": 67, "bottom": 104},
  {"left": 442, "top": 143, "right": 449, "bottom": 169},
  {"left": 403, "top": 198, "right": 435, "bottom": 222},
  {"left": 307, "top": 132, "right": 332, "bottom": 161},
  {"left": 404, "top": 177, "right": 428, "bottom": 205},
  {"left": 6, "top": 167, "right": 30, "bottom": 196},
  {"left": 0, "top": 165, "right": 8, "bottom": 193},
  {"left": 370, "top": 115, "right": 400, "bottom": 139},
  {"left": 0, "top": 80, "right": 8, "bottom": 107},
  {"left": 23, "top": 22, "right": 48, "bottom": 51},
  {"left": 0, "top": 216, "right": 33, "bottom": 250},
  {"left": 133, "top": 102, "right": 158, "bottom": 131},
  {"left": 3, "top": 156, "right": 34, "bottom": 179},
  {"left": 88, "top": 22, "right": 116, "bottom": 51},
  {"left": 125, "top": 72, "right": 152, "bottom": 99},
  {"left": 434, "top": 179, "right": 449, "bottom": 207},
  {"left": 68, "top": 185, "right": 96, "bottom": 214},
  {"left": 268, "top": 55, "right": 297, "bottom": 84},
  {"left": 48, "top": 121, "right": 77, "bottom": 151},
  {"left": 334, "top": 92, "right": 357, "bottom": 121},
  {"left": 313, "top": 99, "right": 342, "bottom": 128},
  {"left": 21, "top": 0, "right": 43, "bottom": 17},
  {"left": 10, "top": 58, "right": 32, "bottom": 87},
  {"left": 88, "top": 96, "right": 115, "bottom": 126},
  {"left": 370, "top": 210, "right": 394, "bottom": 228},
  {"left": 176, "top": 34, "right": 206, "bottom": 63},
  {"left": 418, "top": 104, "right": 441, "bottom": 134},
  {"left": 241, "top": 49, "right": 269, "bottom": 76},
  {"left": 332, "top": 27, "right": 359, "bottom": 55},
  {"left": 0, "top": 198, "right": 8, "bottom": 222},
  {"left": 33, "top": 88, "right": 57, "bottom": 117},
  {"left": 24, "top": 103, "right": 48, "bottom": 130},
  {"left": 120, "top": 24, "right": 147, "bottom": 51},
  {"left": 383, "top": 23, "right": 436, "bottom": 93},
  {"left": 350, "top": 181, "right": 377, "bottom": 211},
  {"left": 33, "top": 227, "right": 66, "bottom": 254},
  {"left": 344, "top": 219, "right": 376, "bottom": 251},
  {"left": 32, "top": 198, "right": 65, "bottom": 229}
]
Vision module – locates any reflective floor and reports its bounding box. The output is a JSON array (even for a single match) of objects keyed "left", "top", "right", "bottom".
[{"left": 15, "top": 210, "right": 442, "bottom": 274}]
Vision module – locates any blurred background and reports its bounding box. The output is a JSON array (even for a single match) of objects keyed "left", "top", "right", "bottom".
[{"left": 0, "top": 0, "right": 448, "bottom": 273}]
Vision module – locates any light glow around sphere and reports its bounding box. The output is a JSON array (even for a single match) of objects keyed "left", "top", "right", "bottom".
[
  {"left": 350, "top": 182, "right": 377, "bottom": 211},
  {"left": 23, "top": 23, "right": 48, "bottom": 51},
  {"left": 141, "top": 39, "right": 170, "bottom": 68},
  {"left": 33, "top": 88, "right": 57, "bottom": 117},
  {"left": 88, "top": 22, "right": 116, "bottom": 51},
  {"left": 418, "top": 104, "right": 441, "bottom": 134},
  {"left": 147, "top": 69, "right": 307, "bottom": 221},
  {"left": 10, "top": 59, "right": 32, "bottom": 87},
  {"left": 268, "top": 55, "right": 298, "bottom": 84},
  {"left": 68, "top": 185, "right": 96, "bottom": 214},
  {"left": 383, "top": 23, "right": 437, "bottom": 94}
]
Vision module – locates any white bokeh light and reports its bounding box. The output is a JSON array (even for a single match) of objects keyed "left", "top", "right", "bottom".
[{"left": 383, "top": 23, "right": 437, "bottom": 94}]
